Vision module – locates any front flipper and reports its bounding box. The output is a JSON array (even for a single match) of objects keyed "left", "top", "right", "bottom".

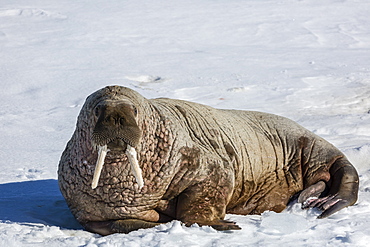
[
  {"left": 84, "top": 219, "right": 160, "bottom": 236},
  {"left": 300, "top": 158, "right": 359, "bottom": 219},
  {"left": 176, "top": 178, "right": 240, "bottom": 231},
  {"left": 183, "top": 219, "right": 241, "bottom": 230},
  {"left": 198, "top": 220, "right": 241, "bottom": 231}
]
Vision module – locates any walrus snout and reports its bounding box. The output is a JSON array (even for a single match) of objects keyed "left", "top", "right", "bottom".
[
  {"left": 91, "top": 101, "right": 141, "bottom": 148},
  {"left": 90, "top": 100, "right": 144, "bottom": 190}
]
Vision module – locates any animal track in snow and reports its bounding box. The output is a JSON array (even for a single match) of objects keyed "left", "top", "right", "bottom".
[
  {"left": 227, "top": 86, "right": 252, "bottom": 92},
  {"left": 0, "top": 8, "right": 67, "bottom": 19},
  {"left": 125, "top": 75, "right": 163, "bottom": 84},
  {"left": 16, "top": 168, "right": 44, "bottom": 180}
]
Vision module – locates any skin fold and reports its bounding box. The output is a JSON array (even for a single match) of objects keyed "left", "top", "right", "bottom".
[{"left": 58, "top": 85, "right": 359, "bottom": 235}]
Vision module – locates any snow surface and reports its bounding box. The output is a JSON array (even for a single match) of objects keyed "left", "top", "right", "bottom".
[{"left": 1, "top": 0, "right": 370, "bottom": 246}]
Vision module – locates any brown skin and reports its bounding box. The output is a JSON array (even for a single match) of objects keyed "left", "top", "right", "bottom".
[{"left": 58, "top": 86, "right": 359, "bottom": 235}]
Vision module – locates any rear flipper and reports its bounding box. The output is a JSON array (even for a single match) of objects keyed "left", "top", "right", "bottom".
[
  {"left": 298, "top": 158, "right": 359, "bottom": 219},
  {"left": 84, "top": 219, "right": 160, "bottom": 236}
]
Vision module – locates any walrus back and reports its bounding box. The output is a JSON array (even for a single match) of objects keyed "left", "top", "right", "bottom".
[{"left": 151, "top": 98, "right": 347, "bottom": 214}]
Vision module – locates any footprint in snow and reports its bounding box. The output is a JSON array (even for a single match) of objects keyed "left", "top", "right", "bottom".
[
  {"left": 0, "top": 8, "right": 67, "bottom": 19},
  {"left": 125, "top": 75, "right": 165, "bottom": 89}
]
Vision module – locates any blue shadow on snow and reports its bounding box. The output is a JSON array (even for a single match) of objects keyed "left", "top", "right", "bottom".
[{"left": 0, "top": 179, "right": 82, "bottom": 229}]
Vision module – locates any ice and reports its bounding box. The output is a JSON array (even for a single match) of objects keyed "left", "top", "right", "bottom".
[{"left": 260, "top": 211, "right": 309, "bottom": 235}]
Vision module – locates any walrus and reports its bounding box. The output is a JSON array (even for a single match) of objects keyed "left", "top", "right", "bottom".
[{"left": 58, "top": 85, "right": 359, "bottom": 235}]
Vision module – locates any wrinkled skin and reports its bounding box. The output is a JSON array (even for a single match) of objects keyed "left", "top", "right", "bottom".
[{"left": 58, "top": 86, "right": 359, "bottom": 235}]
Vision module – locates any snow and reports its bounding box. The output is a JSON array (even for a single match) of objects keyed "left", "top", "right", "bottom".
[{"left": 1, "top": 0, "right": 370, "bottom": 246}]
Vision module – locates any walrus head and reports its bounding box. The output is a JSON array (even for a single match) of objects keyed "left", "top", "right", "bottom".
[
  {"left": 90, "top": 99, "right": 144, "bottom": 190},
  {"left": 91, "top": 100, "right": 141, "bottom": 149}
]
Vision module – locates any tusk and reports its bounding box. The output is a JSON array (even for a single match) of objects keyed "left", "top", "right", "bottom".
[
  {"left": 125, "top": 144, "right": 144, "bottom": 189},
  {"left": 91, "top": 145, "right": 108, "bottom": 189}
]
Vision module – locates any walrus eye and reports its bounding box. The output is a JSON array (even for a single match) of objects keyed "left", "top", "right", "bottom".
[
  {"left": 119, "top": 117, "right": 125, "bottom": 125},
  {"left": 94, "top": 106, "right": 100, "bottom": 117},
  {"left": 133, "top": 106, "right": 138, "bottom": 117}
]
